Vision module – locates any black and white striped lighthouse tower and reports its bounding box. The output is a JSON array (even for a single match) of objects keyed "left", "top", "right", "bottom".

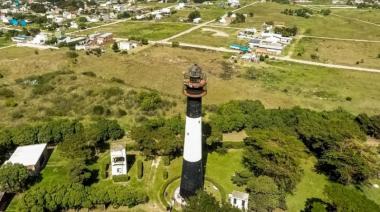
[{"left": 179, "top": 64, "right": 207, "bottom": 199}]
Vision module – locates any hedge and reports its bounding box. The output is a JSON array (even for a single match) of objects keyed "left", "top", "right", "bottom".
[
  {"left": 100, "top": 161, "right": 109, "bottom": 179},
  {"left": 113, "top": 174, "right": 129, "bottom": 182},
  {"left": 137, "top": 160, "right": 143, "bottom": 179},
  {"left": 163, "top": 156, "right": 170, "bottom": 166}
]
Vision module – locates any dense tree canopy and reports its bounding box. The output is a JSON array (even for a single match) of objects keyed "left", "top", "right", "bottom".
[
  {"left": 246, "top": 176, "right": 284, "bottom": 212},
  {"left": 184, "top": 190, "right": 240, "bottom": 212},
  {"left": 0, "top": 163, "right": 30, "bottom": 193},
  {"left": 18, "top": 182, "right": 148, "bottom": 211},
  {"left": 325, "top": 183, "right": 380, "bottom": 212},
  {"left": 243, "top": 129, "right": 307, "bottom": 192},
  {"left": 130, "top": 115, "right": 184, "bottom": 157}
]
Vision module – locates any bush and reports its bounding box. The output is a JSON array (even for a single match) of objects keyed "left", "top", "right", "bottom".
[
  {"left": 172, "top": 41, "right": 180, "bottom": 47},
  {"left": 100, "top": 161, "right": 109, "bottom": 179},
  {"left": 141, "top": 38, "right": 149, "bottom": 45},
  {"left": 0, "top": 88, "right": 15, "bottom": 98},
  {"left": 137, "top": 160, "right": 143, "bottom": 179},
  {"left": 163, "top": 156, "right": 170, "bottom": 166},
  {"left": 162, "top": 170, "right": 168, "bottom": 179},
  {"left": 113, "top": 174, "right": 129, "bottom": 182},
  {"left": 93, "top": 105, "right": 105, "bottom": 115},
  {"left": 66, "top": 51, "right": 79, "bottom": 59},
  {"left": 188, "top": 10, "right": 201, "bottom": 21},
  {"left": 82, "top": 71, "right": 96, "bottom": 77}
]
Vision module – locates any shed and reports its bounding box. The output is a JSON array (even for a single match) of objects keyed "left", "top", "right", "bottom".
[{"left": 4, "top": 143, "right": 48, "bottom": 174}]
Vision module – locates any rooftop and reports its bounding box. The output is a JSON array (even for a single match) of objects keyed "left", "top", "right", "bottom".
[
  {"left": 5, "top": 143, "right": 47, "bottom": 166},
  {"left": 230, "top": 191, "right": 249, "bottom": 200}
]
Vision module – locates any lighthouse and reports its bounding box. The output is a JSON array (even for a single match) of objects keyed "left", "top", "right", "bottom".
[{"left": 179, "top": 64, "right": 207, "bottom": 199}]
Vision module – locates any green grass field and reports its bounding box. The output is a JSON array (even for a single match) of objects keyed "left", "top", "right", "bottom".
[
  {"left": 286, "top": 157, "right": 332, "bottom": 211},
  {"left": 330, "top": 8, "right": 380, "bottom": 24},
  {"left": 162, "top": 6, "right": 226, "bottom": 22},
  {"left": 1, "top": 46, "right": 380, "bottom": 118},
  {"left": 0, "top": 37, "right": 11, "bottom": 47},
  {"left": 234, "top": 2, "right": 380, "bottom": 40},
  {"left": 74, "top": 21, "right": 192, "bottom": 40},
  {"left": 293, "top": 37, "right": 380, "bottom": 68}
]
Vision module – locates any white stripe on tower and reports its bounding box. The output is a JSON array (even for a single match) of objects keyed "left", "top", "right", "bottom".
[{"left": 183, "top": 116, "right": 202, "bottom": 162}]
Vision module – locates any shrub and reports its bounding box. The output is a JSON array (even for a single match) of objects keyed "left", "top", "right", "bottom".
[
  {"left": 163, "top": 170, "right": 168, "bottom": 180},
  {"left": 172, "top": 41, "right": 180, "bottom": 47},
  {"left": 137, "top": 160, "right": 143, "bottom": 179},
  {"left": 66, "top": 51, "right": 79, "bottom": 59},
  {"left": 141, "top": 38, "right": 149, "bottom": 45},
  {"left": 113, "top": 174, "right": 129, "bottom": 182},
  {"left": 82, "top": 71, "right": 96, "bottom": 77},
  {"left": 100, "top": 161, "right": 109, "bottom": 179},
  {"left": 111, "top": 77, "right": 125, "bottom": 84},
  {"left": 163, "top": 156, "right": 170, "bottom": 166},
  {"left": 188, "top": 10, "right": 201, "bottom": 21},
  {"left": 0, "top": 88, "right": 15, "bottom": 98},
  {"left": 93, "top": 105, "right": 105, "bottom": 115},
  {"left": 346, "top": 96, "right": 352, "bottom": 101}
]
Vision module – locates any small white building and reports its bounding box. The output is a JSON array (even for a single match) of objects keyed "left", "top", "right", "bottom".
[
  {"left": 118, "top": 41, "right": 138, "bottom": 51},
  {"left": 193, "top": 17, "right": 202, "bottom": 24},
  {"left": 229, "top": 191, "right": 249, "bottom": 211},
  {"left": 4, "top": 143, "right": 48, "bottom": 173},
  {"left": 227, "top": 0, "right": 240, "bottom": 7},
  {"left": 111, "top": 145, "right": 127, "bottom": 176},
  {"left": 30, "top": 33, "right": 48, "bottom": 44}
]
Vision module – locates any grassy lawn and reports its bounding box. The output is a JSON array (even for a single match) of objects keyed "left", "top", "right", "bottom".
[
  {"left": 233, "top": 2, "right": 380, "bottom": 40},
  {"left": 293, "top": 37, "right": 380, "bottom": 69},
  {"left": 362, "top": 179, "right": 380, "bottom": 205},
  {"left": 330, "top": 8, "right": 380, "bottom": 24},
  {"left": 223, "top": 130, "right": 248, "bottom": 142},
  {"left": 74, "top": 21, "right": 192, "bottom": 40},
  {"left": 0, "top": 37, "right": 11, "bottom": 47},
  {"left": 286, "top": 157, "right": 332, "bottom": 211},
  {"left": 205, "top": 149, "right": 246, "bottom": 194},
  {"left": 172, "top": 26, "right": 246, "bottom": 47}
]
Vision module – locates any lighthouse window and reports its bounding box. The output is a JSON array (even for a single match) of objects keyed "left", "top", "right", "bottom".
[{"left": 233, "top": 198, "right": 237, "bottom": 204}]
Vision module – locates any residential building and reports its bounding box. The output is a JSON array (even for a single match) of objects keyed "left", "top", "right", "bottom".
[{"left": 228, "top": 191, "right": 249, "bottom": 211}]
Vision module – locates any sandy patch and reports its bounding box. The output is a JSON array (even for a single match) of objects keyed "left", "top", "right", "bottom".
[{"left": 201, "top": 28, "right": 229, "bottom": 37}]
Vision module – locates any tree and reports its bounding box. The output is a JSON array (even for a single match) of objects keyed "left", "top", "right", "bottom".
[
  {"left": 231, "top": 170, "right": 253, "bottom": 186},
  {"left": 243, "top": 129, "right": 306, "bottom": 192},
  {"left": 30, "top": 3, "right": 46, "bottom": 13},
  {"left": 184, "top": 190, "right": 240, "bottom": 212},
  {"left": 188, "top": 11, "right": 201, "bottom": 21},
  {"left": 325, "top": 183, "right": 380, "bottom": 212},
  {"left": 246, "top": 176, "right": 282, "bottom": 212},
  {"left": 112, "top": 42, "right": 120, "bottom": 52},
  {"left": 68, "top": 160, "right": 92, "bottom": 185},
  {"left": 0, "top": 163, "right": 30, "bottom": 193}
]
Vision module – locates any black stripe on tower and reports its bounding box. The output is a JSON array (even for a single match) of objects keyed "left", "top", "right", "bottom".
[
  {"left": 186, "top": 97, "right": 202, "bottom": 118},
  {"left": 180, "top": 159, "right": 203, "bottom": 198}
]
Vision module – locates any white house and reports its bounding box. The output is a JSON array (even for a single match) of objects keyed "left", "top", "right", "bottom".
[
  {"left": 70, "top": 21, "right": 79, "bottom": 29},
  {"left": 111, "top": 145, "right": 127, "bottom": 176},
  {"left": 229, "top": 191, "right": 249, "bottom": 211},
  {"left": 227, "top": 0, "right": 240, "bottom": 7},
  {"left": 30, "top": 32, "right": 48, "bottom": 44},
  {"left": 193, "top": 17, "right": 202, "bottom": 24},
  {"left": 4, "top": 143, "right": 48, "bottom": 174},
  {"left": 118, "top": 41, "right": 138, "bottom": 51},
  {"left": 175, "top": 3, "right": 185, "bottom": 10}
]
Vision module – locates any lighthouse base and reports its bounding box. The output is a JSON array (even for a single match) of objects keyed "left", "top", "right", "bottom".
[
  {"left": 173, "top": 187, "right": 187, "bottom": 206},
  {"left": 179, "top": 159, "right": 203, "bottom": 198}
]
